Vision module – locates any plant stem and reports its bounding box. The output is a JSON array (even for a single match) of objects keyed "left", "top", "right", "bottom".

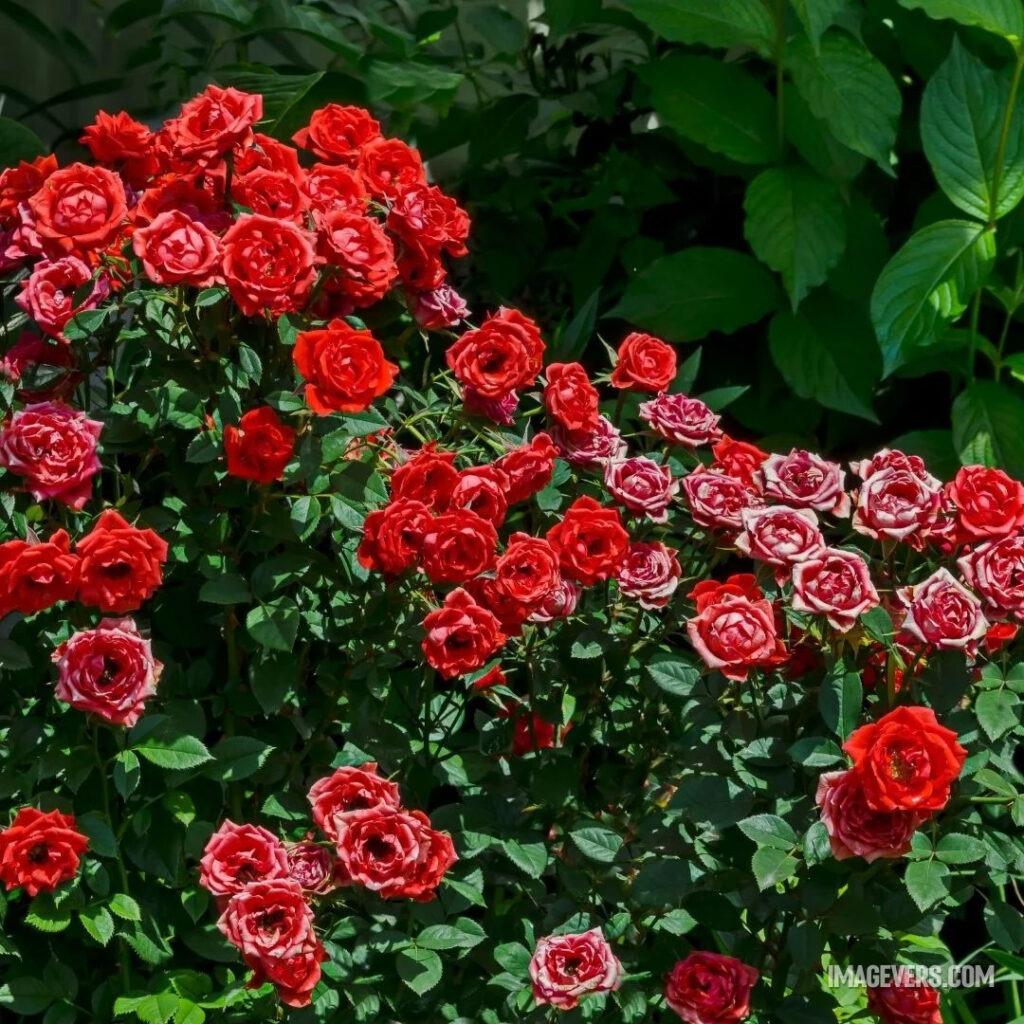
[
  {"left": 989, "top": 47, "right": 1024, "bottom": 226},
  {"left": 774, "top": 0, "right": 787, "bottom": 150}
]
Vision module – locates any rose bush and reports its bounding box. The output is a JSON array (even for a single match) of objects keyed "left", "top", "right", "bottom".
[{"left": 0, "top": 82, "right": 1022, "bottom": 1024}]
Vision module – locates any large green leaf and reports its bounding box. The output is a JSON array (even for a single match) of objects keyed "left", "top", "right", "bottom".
[
  {"left": 743, "top": 166, "right": 847, "bottom": 307},
  {"left": 952, "top": 381, "right": 1024, "bottom": 477},
  {"left": 786, "top": 32, "right": 902, "bottom": 171},
  {"left": 626, "top": 0, "right": 774, "bottom": 55},
  {"left": 640, "top": 55, "right": 778, "bottom": 166},
  {"left": 897, "top": 0, "right": 1024, "bottom": 46},
  {"left": 870, "top": 219, "right": 996, "bottom": 374},
  {"left": 921, "top": 39, "right": 1024, "bottom": 221},
  {"left": 609, "top": 247, "right": 779, "bottom": 342},
  {"left": 790, "top": 0, "right": 846, "bottom": 50},
  {"left": 0, "top": 116, "right": 45, "bottom": 168}
]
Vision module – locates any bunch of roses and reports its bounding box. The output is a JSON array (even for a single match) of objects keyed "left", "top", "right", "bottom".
[{"left": 198, "top": 763, "right": 455, "bottom": 1007}]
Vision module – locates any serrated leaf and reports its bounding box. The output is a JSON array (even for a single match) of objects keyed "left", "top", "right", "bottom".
[
  {"left": 134, "top": 730, "right": 212, "bottom": 771},
  {"left": 752, "top": 847, "right": 799, "bottom": 890},
  {"left": 738, "top": 813, "right": 799, "bottom": 850},
  {"left": 626, "top": 0, "right": 775, "bottom": 54},
  {"left": 935, "top": 832, "right": 988, "bottom": 863},
  {"left": 905, "top": 859, "right": 952, "bottom": 910},
  {"left": 818, "top": 668, "right": 863, "bottom": 739},
  {"left": 109, "top": 893, "right": 141, "bottom": 922},
  {"left": 974, "top": 687, "right": 1021, "bottom": 740},
  {"left": 645, "top": 653, "right": 701, "bottom": 697},
  {"left": 245, "top": 599, "right": 300, "bottom": 652},
  {"left": 79, "top": 905, "right": 114, "bottom": 946},
  {"left": 397, "top": 947, "right": 443, "bottom": 995},
  {"left": 209, "top": 736, "right": 273, "bottom": 781},
  {"left": 198, "top": 575, "right": 251, "bottom": 605},
  {"left": 570, "top": 826, "right": 623, "bottom": 863},
  {"left": 502, "top": 839, "right": 549, "bottom": 878}
]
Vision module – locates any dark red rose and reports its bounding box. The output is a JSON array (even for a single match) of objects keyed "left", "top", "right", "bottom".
[
  {"left": 307, "top": 763, "right": 402, "bottom": 843},
  {"left": 316, "top": 210, "right": 397, "bottom": 308},
  {"left": 390, "top": 443, "right": 459, "bottom": 512},
  {"left": 0, "top": 807, "right": 88, "bottom": 896},
  {"left": 422, "top": 587, "right": 506, "bottom": 678},
  {"left": 199, "top": 820, "right": 289, "bottom": 897},
  {"left": 494, "top": 433, "right": 559, "bottom": 505},
  {"left": 292, "top": 104, "right": 381, "bottom": 165},
  {"left": 285, "top": 841, "right": 340, "bottom": 895},
  {"left": 247, "top": 935, "right": 327, "bottom": 1008},
  {"left": 867, "top": 975, "right": 942, "bottom": 1024},
  {"left": 449, "top": 465, "right": 510, "bottom": 525},
  {"left": 223, "top": 406, "right": 296, "bottom": 484},
  {"left": 132, "top": 209, "right": 221, "bottom": 288},
  {"left": 165, "top": 85, "right": 262, "bottom": 165},
  {"left": 664, "top": 951, "right": 759, "bottom": 1024},
  {"left": 446, "top": 307, "right": 545, "bottom": 399},
  {"left": 420, "top": 509, "right": 497, "bottom": 583},
  {"left": 495, "top": 532, "right": 560, "bottom": 607},
  {"left": 357, "top": 499, "right": 433, "bottom": 576},
  {"left": 0, "top": 331, "right": 78, "bottom": 402},
  {"left": 0, "top": 529, "right": 79, "bottom": 617},
  {"left": 949, "top": 464, "right": 1024, "bottom": 541},
  {"left": 546, "top": 496, "right": 629, "bottom": 585},
  {"left": 28, "top": 162, "right": 127, "bottom": 255},
  {"left": 544, "top": 361, "right": 600, "bottom": 434},
  {"left": 610, "top": 331, "right": 676, "bottom": 393},
  {"left": 134, "top": 174, "right": 230, "bottom": 231}
]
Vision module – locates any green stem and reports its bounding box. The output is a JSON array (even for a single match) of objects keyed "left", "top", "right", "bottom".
[
  {"left": 774, "top": 0, "right": 786, "bottom": 150},
  {"left": 989, "top": 47, "right": 1024, "bottom": 226},
  {"left": 967, "top": 288, "right": 983, "bottom": 381}
]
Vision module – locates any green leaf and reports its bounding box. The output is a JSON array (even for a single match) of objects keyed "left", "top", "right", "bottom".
[
  {"left": 245, "top": 599, "right": 300, "bottom": 652},
  {"left": 905, "top": 859, "right": 952, "bottom": 910},
  {"left": 738, "top": 814, "right": 798, "bottom": 850},
  {"left": 790, "top": 0, "right": 846, "bottom": 50},
  {"left": 113, "top": 750, "right": 140, "bottom": 801},
  {"left": 897, "top": 0, "right": 1024, "bottom": 46},
  {"left": 921, "top": 40, "right": 1024, "bottom": 221},
  {"left": 134, "top": 729, "right": 213, "bottom": 771},
  {"left": 502, "top": 839, "right": 549, "bottom": 878},
  {"left": 0, "top": 975, "right": 54, "bottom": 1014},
  {"left": 109, "top": 894, "right": 141, "bottom": 922},
  {"left": 416, "top": 921, "right": 486, "bottom": 950},
  {"left": 25, "top": 893, "right": 71, "bottom": 933},
  {"left": 626, "top": 0, "right": 774, "bottom": 54},
  {"left": 986, "top": 901, "right": 1024, "bottom": 950},
  {"left": 744, "top": 166, "right": 847, "bottom": 307},
  {"left": 787, "top": 31, "right": 902, "bottom": 171},
  {"left": 953, "top": 381, "right": 1024, "bottom": 478},
  {"left": 752, "top": 847, "right": 799, "bottom": 890},
  {"left": 935, "top": 832, "right": 988, "bottom": 863},
  {"left": 818, "top": 667, "right": 863, "bottom": 739},
  {"left": 610, "top": 247, "right": 778, "bottom": 343},
  {"left": 871, "top": 219, "right": 996, "bottom": 375},
  {"left": 640, "top": 54, "right": 778, "bottom": 165},
  {"left": 645, "top": 653, "right": 701, "bottom": 697},
  {"left": 974, "top": 687, "right": 1021, "bottom": 740},
  {"left": 79, "top": 905, "right": 114, "bottom": 946},
  {"left": 569, "top": 826, "right": 623, "bottom": 863},
  {"left": 0, "top": 117, "right": 45, "bottom": 167},
  {"left": 397, "top": 947, "right": 443, "bottom": 995},
  {"left": 198, "top": 575, "right": 251, "bottom": 604},
  {"left": 209, "top": 736, "right": 273, "bottom": 781}
]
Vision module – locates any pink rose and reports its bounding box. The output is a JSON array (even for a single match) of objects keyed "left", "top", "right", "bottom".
[
  {"left": 760, "top": 449, "right": 850, "bottom": 517},
  {"left": 898, "top": 567, "right": 988, "bottom": 654},
  {"left": 199, "top": 820, "right": 290, "bottom": 897},
  {"left": 603, "top": 456, "right": 678, "bottom": 522},
  {"left": 132, "top": 209, "right": 221, "bottom": 287},
  {"left": 957, "top": 533, "right": 1024, "bottom": 621},
  {"left": 616, "top": 541, "right": 681, "bottom": 609},
  {"left": 734, "top": 505, "right": 825, "bottom": 575},
  {"left": 528, "top": 577, "right": 580, "bottom": 624},
  {"left": 17, "top": 257, "right": 109, "bottom": 340},
  {"left": 217, "top": 875, "right": 315, "bottom": 963},
  {"left": 852, "top": 464, "right": 941, "bottom": 544},
  {"left": 411, "top": 284, "right": 468, "bottom": 329},
  {"left": 0, "top": 401, "right": 102, "bottom": 509},
  {"left": 850, "top": 448, "right": 932, "bottom": 482},
  {"left": 306, "top": 763, "right": 401, "bottom": 843},
  {"left": 681, "top": 466, "right": 762, "bottom": 532},
  {"left": 529, "top": 928, "right": 622, "bottom": 1010},
  {"left": 463, "top": 387, "right": 519, "bottom": 426},
  {"left": 791, "top": 548, "right": 879, "bottom": 631},
  {"left": 551, "top": 416, "right": 627, "bottom": 468},
  {"left": 638, "top": 393, "right": 721, "bottom": 448},
  {"left": 285, "top": 840, "right": 339, "bottom": 894},
  {"left": 52, "top": 617, "right": 161, "bottom": 727}
]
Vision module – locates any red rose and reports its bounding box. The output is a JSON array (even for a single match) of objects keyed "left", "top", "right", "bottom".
[
  {"left": 640, "top": 393, "right": 721, "bottom": 447},
  {"left": 616, "top": 540, "right": 681, "bottom": 610},
  {"left": 815, "top": 769, "right": 926, "bottom": 863},
  {"left": 285, "top": 841, "right": 339, "bottom": 895},
  {"left": 422, "top": 587, "right": 506, "bottom": 677},
  {"left": 357, "top": 499, "right": 433, "bottom": 576},
  {"left": 79, "top": 110, "right": 156, "bottom": 187},
  {"left": 867, "top": 975, "right": 942, "bottom": 1024},
  {"left": 307, "top": 763, "right": 402, "bottom": 843},
  {"left": 681, "top": 466, "right": 762, "bottom": 532},
  {"left": 505, "top": 706, "right": 568, "bottom": 754},
  {"left": 315, "top": 210, "right": 397, "bottom": 308},
  {"left": 293, "top": 318, "right": 398, "bottom": 415},
  {"left": 134, "top": 174, "right": 230, "bottom": 231},
  {"left": 852, "top": 464, "right": 941, "bottom": 545},
  {"left": 248, "top": 934, "right": 327, "bottom": 1008},
  {"left": 686, "top": 575, "right": 784, "bottom": 680},
  {"left": 664, "top": 951, "right": 759, "bottom": 1024},
  {"left": 166, "top": 85, "right": 262, "bottom": 165},
  {"left": 223, "top": 406, "right": 296, "bottom": 484},
  {"left": 390, "top": 443, "right": 458, "bottom": 511},
  {"left": 0, "top": 401, "right": 102, "bottom": 509},
  {"left": 495, "top": 532, "right": 560, "bottom": 607},
  {"left": 958, "top": 533, "right": 1024, "bottom": 620},
  {"left": 547, "top": 496, "right": 629, "bottom": 585},
  {"left": 544, "top": 361, "right": 600, "bottom": 433},
  {"left": 357, "top": 138, "right": 426, "bottom": 200},
  {"left": 446, "top": 307, "right": 545, "bottom": 399},
  {"left": 449, "top": 465, "right": 510, "bottom": 525},
  {"left": 52, "top": 616, "right": 162, "bottom": 727},
  {"left": 133, "top": 209, "right": 221, "bottom": 288},
  {"left": 303, "top": 164, "right": 367, "bottom": 215},
  {"left": 761, "top": 449, "right": 850, "bottom": 516},
  {"left": 234, "top": 133, "right": 302, "bottom": 179},
  {"left": 0, "top": 529, "right": 79, "bottom": 617},
  {"left": 898, "top": 567, "right": 988, "bottom": 654},
  {"left": 292, "top": 104, "right": 381, "bottom": 165},
  {"left": 529, "top": 577, "right": 580, "bottom": 624},
  {"left": 734, "top": 506, "right": 826, "bottom": 576},
  {"left": 28, "top": 162, "right": 127, "bottom": 255},
  {"left": 387, "top": 183, "right": 470, "bottom": 258},
  {"left": 494, "top": 433, "right": 558, "bottom": 504},
  {"left": 0, "top": 807, "right": 88, "bottom": 896},
  {"left": 0, "top": 331, "right": 78, "bottom": 402},
  {"left": 420, "top": 509, "right": 497, "bottom": 583},
  {"left": 0, "top": 154, "right": 57, "bottom": 227},
  {"left": 199, "top": 820, "right": 290, "bottom": 897},
  {"left": 332, "top": 806, "right": 457, "bottom": 900},
  {"left": 604, "top": 456, "right": 678, "bottom": 522},
  {"left": 17, "top": 256, "right": 109, "bottom": 339},
  {"left": 711, "top": 436, "right": 769, "bottom": 488},
  {"left": 611, "top": 331, "right": 676, "bottom": 393},
  {"left": 843, "top": 705, "right": 967, "bottom": 813},
  {"left": 75, "top": 509, "right": 168, "bottom": 614},
  {"left": 791, "top": 547, "right": 879, "bottom": 632},
  {"left": 471, "top": 665, "right": 506, "bottom": 691},
  {"left": 231, "top": 168, "right": 308, "bottom": 223},
  {"left": 985, "top": 620, "right": 1019, "bottom": 653},
  {"left": 949, "top": 464, "right": 1024, "bottom": 541},
  {"left": 529, "top": 928, "right": 622, "bottom": 1010},
  {"left": 463, "top": 387, "right": 518, "bottom": 425}
]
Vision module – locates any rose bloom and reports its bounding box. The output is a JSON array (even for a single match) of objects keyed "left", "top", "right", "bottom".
[
  {"left": 135, "top": 174, "right": 230, "bottom": 231},
  {"left": 223, "top": 406, "right": 295, "bottom": 484},
  {"left": 547, "top": 496, "right": 629, "bottom": 585},
  {"left": 760, "top": 449, "right": 850, "bottom": 516},
  {"left": 529, "top": 928, "right": 622, "bottom": 1011},
  {"left": 552, "top": 416, "right": 628, "bottom": 469},
  {"left": 604, "top": 456, "right": 678, "bottom": 523},
  {"left": 390, "top": 443, "right": 458, "bottom": 511},
  {"left": 388, "top": 182, "right": 470, "bottom": 258},
  {"left": 544, "top": 361, "right": 600, "bottom": 434},
  {"left": 495, "top": 533, "right": 561, "bottom": 607},
  {"left": 357, "top": 498, "right": 432, "bottom": 576},
  {"left": 200, "top": 820, "right": 290, "bottom": 897},
  {"left": 686, "top": 574, "right": 784, "bottom": 681},
  {"left": 681, "top": 466, "right": 762, "bottom": 532},
  {"left": 17, "top": 256, "right": 109, "bottom": 339},
  {"left": 133, "top": 209, "right": 221, "bottom": 287},
  {"left": 463, "top": 387, "right": 519, "bottom": 426},
  {"left": 815, "top": 769, "right": 926, "bottom": 863},
  {"left": 307, "top": 763, "right": 401, "bottom": 842},
  {"left": 844, "top": 705, "right": 967, "bottom": 813},
  {"left": 958, "top": 533, "right": 1024, "bottom": 620},
  {"left": 711, "top": 436, "right": 769, "bottom": 488},
  {"left": 446, "top": 307, "right": 545, "bottom": 399},
  {"left": 1, "top": 331, "right": 78, "bottom": 402},
  {"left": 949, "top": 464, "right": 1024, "bottom": 541},
  {"left": 316, "top": 210, "right": 397, "bottom": 308},
  {"left": 851, "top": 447, "right": 932, "bottom": 482},
  {"left": 867, "top": 975, "right": 942, "bottom": 1024},
  {"left": 616, "top": 540, "right": 681, "bottom": 609},
  {"left": 734, "top": 506, "right": 825, "bottom": 576},
  {"left": 285, "top": 841, "right": 338, "bottom": 895},
  {"left": 234, "top": 133, "right": 302, "bottom": 179},
  {"left": 52, "top": 617, "right": 162, "bottom": 727},
  {"left": 449, "top": 465, "right": 510, "bottom": 525},
  {"left": 231, "top": 168, "right": 308, "bottom": 223},
  {"left": 610, "top": 331, "right": 676, "bottom": 392},
  {"left": 791, "top": 547, "right": 879, "bottom": 631},
  {"left": 220, "top": 214, "right": 317, "bottom": 317},
  {"left": 0, "top": 807, "right": 89, "bottom": 896},
  {"left": 75, "top": 509, "right": 168, "bottom": 614},
  {"left": 248, "top": 935, "right": 327, "bottom": 1009},
  {"left": 639, "top": 393, "right": 721, "bottom": 447},
  {"left": 332, "top": 806, "right": 457, "bottom": 900},
  {"left": 80, "top": 110, "right": 156, "bottom": 187},
  {"left": 529, "top": 576, "right": 581, "bottom": 624},
  {"left": 0, "top": 401, "right": 102, "bottom": 509},
  {"left": 28, "top": 162, "right": 127, "bottom": 255},
  {"left": 898, "top": 567, "right": 988, "bottom": 654},
  {"left": 0, "top": 154, "right": 57, "bottom": 227},
  {"left": 422, "top": 587, "right": 507, "bottom": 678},
  {"left": 664, "top": 951, "right": 759, "bottom": 1024},
  {"left": 397, "top": 240, "right": 445, "bottom": 291},
  {"left": 303, "top": 163, "right": 367, "bottom": 215},
  {"left": 0, "top": 529, "right": 79, "bottom": 617},
  {"left": 292, "top": 104, "right": 381, "bottom": 164},
  {"left": 411, "top": 283, "right": 469, "bottom": 331},
  {"left": 852, "top": 464, "right": 942, "bottom": 545},
  {"left": 165, "top": 85, "right": 262, "bottom": 164},
  {"left": 292, "top": 319, "right": 398, "bottom": 415},
  {"left": 357, "top": 137, "right": 427, "bottom": 200},
  {"left": 420, "top": 509, "right": 497, "bottom": 583},
  {"left": 494, "top": 433, "right": 558, "bottom": 504}
]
